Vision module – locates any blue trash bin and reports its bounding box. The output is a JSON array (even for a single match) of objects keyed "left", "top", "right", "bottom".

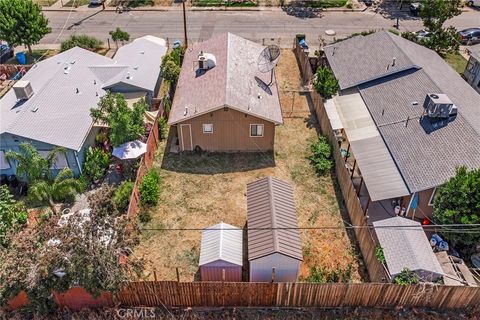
[{"left": 16, "top": 52, "right": 26, "bottom": 65}]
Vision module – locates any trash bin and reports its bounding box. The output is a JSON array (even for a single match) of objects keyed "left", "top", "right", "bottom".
[{"left": 16, "top": 52, "right": 26, "bottom": 65}]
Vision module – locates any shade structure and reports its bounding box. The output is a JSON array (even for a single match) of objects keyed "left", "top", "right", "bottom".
[{"left": 112, "top": 140, "right": 147, "bottom": 160}]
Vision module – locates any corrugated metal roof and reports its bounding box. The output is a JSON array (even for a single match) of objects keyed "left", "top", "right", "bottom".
[
  {"left": 247, "top": 177, "right": 302, "bottom": 261},
  {"left": 373, "top": 217, "right": 443, "bottom": 279},
  {"left": 332, "top": 89, "right": 410, "bottom": 201},
  {"left": 169, "top": 33, "right": 283, "bottom": 125},
  {"left": 467, "top": 43, "right": 480, "bottom": 62},
  {"left": 199, "top": 222, "right": 243, "bottom": 266}
]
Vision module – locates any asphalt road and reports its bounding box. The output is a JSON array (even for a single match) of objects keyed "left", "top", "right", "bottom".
[{"left": 42, "top": 9, "right": 480, "bottom": 47}]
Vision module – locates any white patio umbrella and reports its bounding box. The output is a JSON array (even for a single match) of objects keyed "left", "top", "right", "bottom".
[{"left": 112, "top": 140, "right": 147, "bottom": 160}]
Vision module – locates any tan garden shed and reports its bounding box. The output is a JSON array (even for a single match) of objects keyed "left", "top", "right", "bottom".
[
  {"left": 199, "top": 222, "right": 243, "bottom": 282},
  {"left": 247, "top": 177, "right": 303, "bottom": 282}
]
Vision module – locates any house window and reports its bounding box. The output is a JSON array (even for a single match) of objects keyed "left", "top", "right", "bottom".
[
  {"left": 0, "top": 151, "right": 11, "bottom": 170},
  {"left": 428, "top": 188, "right": 438, "bottom": 206},
  {"left": 465, "top": 59, "right": 475, "bottom": 72},
  {"left": 250, "top": 124, "right": 264, "bottom": 137},
  {"left": 203, "top": 124, "right": 213, "bottom": 134},
  {"left": 38, "top": 150, "right": 69, "bottom": 169}
]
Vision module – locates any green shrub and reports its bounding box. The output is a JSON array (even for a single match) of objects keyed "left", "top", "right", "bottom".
[
  {"left": 0, "top": 186, "right": 28, "bottom": 246},
  {"left": 346, "top": 2, "right": 352, "bottom": 9},
  {"left": 394, "top": 268, "right": 420, "bottom": 285},
  {"left": 158, "top": 117, "right": 168, "bottom": 140},
  {"left": 139, "top": 169, "right": 160, "bottom": 206},
  {"left": 60, "top": 34, "right": 103, "bottom": 52},
  {"left": 308, "top": 136, "right": 333, "bottom": 175},
  {"left": 83, "top": 147, "right": 110, "bottom": 182},
  {"left": 114, "top": 181, "right": 134, "bottom": 213},
  {"left": 304, "top": 264, "right": 353, "bottom": 283},
  {"left": 313, "top": 66, "right": 339, "bottom": 99},
  {"left": 375, "top": 245, "right": 385, "bottom": 264}
]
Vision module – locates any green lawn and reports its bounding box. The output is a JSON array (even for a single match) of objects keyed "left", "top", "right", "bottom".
[
  {"left": 193, "top": 0, "right": 257, "bottom": 6},
  {"left": 301, "top": 0, "right": 347, "bottom": 8},
  {"left": 444, "top": 52, "right": 468, "bottom": 74},
  {"left": 33, "top": 0, "right": 56, "bottom": 6}
]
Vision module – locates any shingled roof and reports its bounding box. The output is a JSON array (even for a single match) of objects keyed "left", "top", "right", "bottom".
[
  {"left": 246, "top": 177, "right": 302, "bottom": 261},
  {"left": 168, "top": 33, "right": 283, "bottom": 125},
  {"left": 325, "top": 31, "right": 480, "bottom": 193}
]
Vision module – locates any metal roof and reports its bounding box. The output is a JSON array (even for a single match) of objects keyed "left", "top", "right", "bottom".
[
  {"left": 0, "top": 36, "right": 166, "bottom": 151},
  {"left": 332, "top": 89, "right": 410, "bottom": 201},
  {"left": 373, "top": 217, "right": 443, "bottom": 279},
  {"left": 199, "top": 222, "right": 243, "bottom": 266},
  {"left": 246, "top": 177, "right": 303, "bottom": 261},
  {"left": 169, "top": 33, "right": 283, "bottom": 125},
  {"left": 326, "top": 31, "right": 480, "bottom": 193},
  {"left": 467, "top": 43, "right": 480, "bottom": 62}
]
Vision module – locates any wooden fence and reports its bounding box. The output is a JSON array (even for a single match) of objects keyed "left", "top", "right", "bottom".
[
  {"left": 293, "top": 39, "right": 314, "bottom": 86},
  {"left": 310, "top": 90, "right": 389, "bottom": 282},
  {"left": 126, "top": 103, "right": 163, "bottom": 217},
  {"left": 8, "top": 282, "right": 480, "bottom": 311}
]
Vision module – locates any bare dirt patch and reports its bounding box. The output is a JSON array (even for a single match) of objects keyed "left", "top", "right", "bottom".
[{"left": 134, "top": 49, "right": 362, "bottom": 282}]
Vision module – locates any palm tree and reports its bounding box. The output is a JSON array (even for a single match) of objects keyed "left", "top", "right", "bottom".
[
  {"left": 28, "top": 168, "right": 83, "bottom": 214},
  {"left": 5, "top": 143, "right": 66, "bottom": 183}
]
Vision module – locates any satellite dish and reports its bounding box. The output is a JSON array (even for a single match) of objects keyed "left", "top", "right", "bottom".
[{"left": 257, "top": 45, "right": 281, "bottom": 73}]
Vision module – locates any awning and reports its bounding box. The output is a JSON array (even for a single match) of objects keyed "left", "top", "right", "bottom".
[
  {"left": 333, "top": 89, "right": 409, "bottom": 201},
  {"left": 373, "top": 217, "right": 443, "bottom": 281},
  {"left": 112, "top": 140, "right": 147, "bottom": 160},
  {"left": 324, "top": 99, "right": 343, "bottom": 130}
]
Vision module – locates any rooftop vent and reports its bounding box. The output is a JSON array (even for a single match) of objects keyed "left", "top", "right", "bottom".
[
  {"left": 198, "top": 51, "right": 216, "bottom": 70},
  {"left": 13, "top": 81, "right": 34, "bottom": 101},
  {"left": 423, "top": 93, "right": 457, "bottom": 119}
]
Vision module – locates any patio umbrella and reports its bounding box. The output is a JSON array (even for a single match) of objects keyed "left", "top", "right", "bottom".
[{"left": 112, "top": 140, "right": 147, "bottom": 160}]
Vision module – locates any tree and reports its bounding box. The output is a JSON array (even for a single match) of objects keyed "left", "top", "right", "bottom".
[
  {"left": 161, "top": 60, "right": 181, "bottom": 83},
  {"left": 0, "top": 186, "right": 27, "bottom": 247},
  {"left": 0, "top": 205, "right": 143, "bottom": 313},
  {"left": 90, "top": 93, "right": 147, "bottom": 147},
  {"left": 0, "top": 0, "right": 51, "bottom": 55},
  {"left": 109, "top": 27, "right": 130, "bottom": 48},
  {"left": 408, "top": 0, "right": 462, "bottom": 56},
  {"left": 433, "top": 166, "right": 480, "bottom": 246},
  {"left": 313, "top": 66, "right": 339, "bottom": 99},
  {"left": 28, "top": 168, "right": 83, "bottom": 214},
  {"left": 5, "top": 143, "right": 65, "bottom": 183}
]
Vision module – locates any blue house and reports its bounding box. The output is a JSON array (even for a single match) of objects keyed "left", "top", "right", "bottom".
[{"left": 0, "top": 36, "right": 167, "bottom": 178}]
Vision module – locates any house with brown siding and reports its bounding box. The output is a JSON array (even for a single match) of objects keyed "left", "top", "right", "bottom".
[
  {"left": 322, "top": 31, "right": 480, "bottom": 224},
  {"left": 168, "top": 33, "right": 282, "bottom": 152}
]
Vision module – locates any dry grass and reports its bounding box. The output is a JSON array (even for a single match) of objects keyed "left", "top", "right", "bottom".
[{"left": 134, "top": 49, "right": 362, "bottom": 282}]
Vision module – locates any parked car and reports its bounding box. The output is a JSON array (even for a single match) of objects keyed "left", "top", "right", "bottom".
[
  {"left": 458, "top": 28, "right": 480, "bottom": 45},
  {"left": 467, "top": 0, "right": 480, "bottom": 7},
  {"left": 410, "top": 2, "right": 422, "bottom": 15},
  {"left": 414, "top": 29, "right": 432, "bottom": 41},
  {"left": 0, "top": 44, "right": 14, "bottom": 64},
  {"left": 89, "top": 0, "right": 104, "bottom": 4}
]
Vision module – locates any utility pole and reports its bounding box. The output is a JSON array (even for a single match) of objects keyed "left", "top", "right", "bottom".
[{"left": 182, "top": 0, "right": 188, "bottom": 47}]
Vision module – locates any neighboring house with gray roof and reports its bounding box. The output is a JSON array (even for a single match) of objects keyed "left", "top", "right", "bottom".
[
  {"left": 323, "top": 31, "right": 480, "bottom": 223},
  {"left": 168, "top": 33, "right": 282, "bottom": 152},
  {"left": 464, "top": 43, "right": 480, "bottom": 93},
  {"left": 246, "top": 177, "right": 302, "bottom": 282},
  {"left": 0, "top": 36, "right": 166, "bottom": 178}
]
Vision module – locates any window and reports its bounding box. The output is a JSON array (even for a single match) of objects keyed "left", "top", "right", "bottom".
[
  {"left": 0, "top": 151, "right": 10, "bottom": 170},
  {"left": 250, "top": 124, "right": 264, "bottom": 137},
  {"left": 203, "top": 124, "right": 213, "bottom": 134},
  {"left": 428, "top": 188, "right": 438, "bottom": 206},
  {"left": 38, "top": 150, "right": 69, "bottom": 169}
]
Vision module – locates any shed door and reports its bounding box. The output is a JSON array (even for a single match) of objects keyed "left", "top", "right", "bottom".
[{"left": 180, "top": 124, "right": 193, "bottom": 151}]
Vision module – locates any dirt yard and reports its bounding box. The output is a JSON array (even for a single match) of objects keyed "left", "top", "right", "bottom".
[{"left": 134, "top": 49, "right": 362, "bottom": 282}]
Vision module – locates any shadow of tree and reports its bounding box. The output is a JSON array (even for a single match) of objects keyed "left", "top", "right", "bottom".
[{"left": 161, "top": 151, "right": 276, "bottom": 174}]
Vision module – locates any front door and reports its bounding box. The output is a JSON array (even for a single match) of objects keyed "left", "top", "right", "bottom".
[{"left": 180, "top": 124, "right": 193, "bottom": 151}]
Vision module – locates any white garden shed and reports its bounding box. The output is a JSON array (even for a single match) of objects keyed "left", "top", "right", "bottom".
[
  {"left": 199, "top": 222, "right": 243, "bottom": 282},
  {"left": 247, "top": 177, "right": 303, "bottom": 282}
]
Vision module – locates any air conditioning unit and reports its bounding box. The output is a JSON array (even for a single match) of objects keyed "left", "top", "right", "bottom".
[
  {"left": 197, "top": 51, "right": 216, "bottom": 70},
  {"left": 423, "top": 93, "right": 457, "bottom": 119},
  {"left": 13, "top": 80, "right": 34, "bottom": 101}
]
